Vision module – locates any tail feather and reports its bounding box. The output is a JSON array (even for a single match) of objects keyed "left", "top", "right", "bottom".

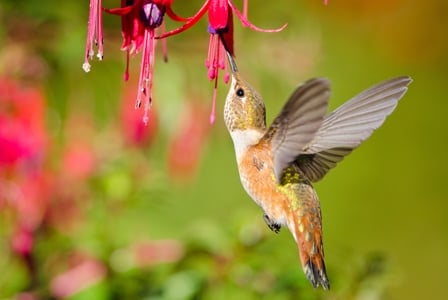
[
  {"left": 288, "top": 207, "right": 330, "bottom": 289},
  {"left": 304, "top": 256, "right": 330, "bottom": 290},
  {"left": 287, "top": 181, "right": 329, "bottom": 289}
]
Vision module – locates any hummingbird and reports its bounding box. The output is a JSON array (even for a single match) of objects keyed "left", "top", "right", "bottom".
[{"left": 223, "top": 52, "right": 411, "bottom": 289}]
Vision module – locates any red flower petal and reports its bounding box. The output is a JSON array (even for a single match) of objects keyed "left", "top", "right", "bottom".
[
  {"left": 208, "top": 0, "right": 229, "bottom": 30},
  {"left": 157, "top": 1, "right": 209, "bottom": 39}
]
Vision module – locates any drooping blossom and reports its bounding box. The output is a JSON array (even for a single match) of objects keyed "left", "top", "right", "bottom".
[
  {"left": 159, "top": 0, "right": 286, "bottom": 123},
  {"left": 105, "top": 0, "right": 187, "bottom": 124}
]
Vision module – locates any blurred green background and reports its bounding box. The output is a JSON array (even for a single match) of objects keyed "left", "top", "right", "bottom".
[{"left": 1, "top": 0, "right": 447, "bottom": 299}]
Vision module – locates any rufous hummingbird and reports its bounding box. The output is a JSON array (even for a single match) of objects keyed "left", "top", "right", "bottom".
[{"left": 223, "top": 51, "right": 411, "bottom": 289}]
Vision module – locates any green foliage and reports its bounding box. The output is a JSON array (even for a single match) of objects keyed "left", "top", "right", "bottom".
[{"left": 1, "top": 0, "right": 448, "bottom": 299}]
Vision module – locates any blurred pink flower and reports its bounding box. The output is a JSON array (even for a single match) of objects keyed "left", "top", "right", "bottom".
[
  {"left": 0, "top": 78, "right": 47, "bottom": 170},
  {"left": 14, "top": 292, "right": 38, "bottom": 300},
  {"left": 44, "top": 114, "right": 97, "bottom": 231},
  {"left": 50, "top": 254, "right": 107, "bottom": 298},
  {"left": 62, "top": 143, "right": 96, "bottom": 181},
  {"left": 168, "top": 101, "right": 210, "bottom": 181},
  {"left": 159, "top": 0, "right": 286, "bottom": 123},
  {"left": 13, "top": 173, "right": 52, "bottom": 232},
  {"left": 0, "top": 77, "right": 50, "bottom": 258},
  {"left": 11, "top": 226, "right": 34, "bottom": 257},
  {"left": 132, "top": 239, "right": 184, "bottom": 267},
  {"left": 121, "top": 81, "right": 158, "bottom": 147}
]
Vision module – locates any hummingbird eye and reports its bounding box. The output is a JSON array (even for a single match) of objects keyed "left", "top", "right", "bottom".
[{"left": 236, "top": 88, "right": 245, "bottom": 98}]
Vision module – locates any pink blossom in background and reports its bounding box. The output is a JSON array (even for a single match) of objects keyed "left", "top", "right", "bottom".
[
  {"left": 0, "top": 78, "right": 47, "bottom": 170},
  {"left": 11, "top": 226, "right": 34, "bottom": 257},
  {"left": 121, "top": 81, "right": 158, "bottom": 147},
  {"left": 62, "top": 143, "right": 96, "bottom": 181},
  {"left": 168, "top": 101, "right": 210, "bottom": 181},
  {"left": 132, "top": 239, "right": 184, "bottom": 267},
  {"left": 50, "top": 254, "right": 107, "bottom": 298},
  {"left": 12, "top": 173, "right": 52, "bottom": 232},
  {"left": 0, "top": 77, "right": 50, "bottom": 258}
]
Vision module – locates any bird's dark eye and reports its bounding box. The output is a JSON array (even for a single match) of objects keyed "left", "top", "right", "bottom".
[{"left": 236, "top": 88, "right": 245, "bottom": 97}]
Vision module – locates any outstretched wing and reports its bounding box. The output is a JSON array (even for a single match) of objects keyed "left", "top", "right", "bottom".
[
  {"left": 264, "top": 78, "right": 331, "bottom": 182},
  {"left": 298, "top": 76, "right": 412, "bottom": 182}
]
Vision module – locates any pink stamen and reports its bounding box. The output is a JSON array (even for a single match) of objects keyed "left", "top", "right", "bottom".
[
  {"left": 136, "top": 29, "right": 156, "bottom": 125},
  {"left": 206, "top": 34, "right": 221, "bottom": 80},
  {"left": 223, "top": 66, "right": 230, "bottom": 84},
  {"left": 217, "top": 40, "right": 225, "bottom": 70},
  {"left": 206, "top": 32, "right": 231, "bottom": 124},
  {"left": 210, "top": 77, "right": 218, "bottom": 124},
  {"left": 211, "top": 37, "right": 219, "bottom": 76},
  {"left": 96, "top": 0, "right": 104, "bottom": 60},
  {"left": 83, "top": 0, "right": 104, "bottom": 72},
  {"left": 205, "top": 31, "right": 233, "bottom": 124},
  {"left": 205, "top": 34, "right": 215, "bottom": 69},
  {"left": 208, "top": 68, "right": 216, "bottom": 81}
]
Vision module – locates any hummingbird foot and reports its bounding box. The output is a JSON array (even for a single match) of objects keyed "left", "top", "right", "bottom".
[{"left": 263, "top": 214, "right": 281, "bottom": 233}]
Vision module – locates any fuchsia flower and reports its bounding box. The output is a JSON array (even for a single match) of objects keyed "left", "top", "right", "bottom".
[
  {"left": 84, "top": 0, "right": 186, "bottom": 124},
  {"left": 159, "top": 0, "right": 286, "bottom": 123},
  {"left": 105, "top": 0, "right": 188, "bottom": 124},
  {"left": 82, "top": 1, "right": 329, "bottom": 125}
]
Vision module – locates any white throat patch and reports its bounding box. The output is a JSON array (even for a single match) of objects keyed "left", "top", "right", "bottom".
[{"left": 230, "top": 129, "right": 264, "bottom": 162}]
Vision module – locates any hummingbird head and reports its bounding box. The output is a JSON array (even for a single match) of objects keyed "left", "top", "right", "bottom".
[{"left": 224, "top": 52, "right": 266, "bottom": 133}]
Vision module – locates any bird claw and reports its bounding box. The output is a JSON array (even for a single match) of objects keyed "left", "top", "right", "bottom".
[{"left": 263, "top": 214, "right": 281, "bottom": 233}]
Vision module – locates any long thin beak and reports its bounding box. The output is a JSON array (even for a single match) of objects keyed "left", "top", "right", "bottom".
[
  {"left": 218, "top": 32, "right": 238, "bottom": 74},
  {"left": 226, "top": 51, "right": 238, "bottom": 74}
]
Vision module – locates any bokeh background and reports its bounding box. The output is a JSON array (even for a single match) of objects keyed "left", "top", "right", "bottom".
[{"left": 1, "top": 0, "right": 447, "bottom": 299}]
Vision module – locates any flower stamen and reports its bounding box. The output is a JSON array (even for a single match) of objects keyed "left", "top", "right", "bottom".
[
  {"left": 83, "top": 0, "right": 104, "bottom": 72},
  {"left": 136, "top": 29, "right": 156, "bottom": 125}
]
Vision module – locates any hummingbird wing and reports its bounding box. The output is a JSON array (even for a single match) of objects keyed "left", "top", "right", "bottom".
[
  {"left": 265, "top": 78, "right": 331, "bottom": 183},
  {"left": 297, "top": 76, "right": 412, "bottom": 182}
]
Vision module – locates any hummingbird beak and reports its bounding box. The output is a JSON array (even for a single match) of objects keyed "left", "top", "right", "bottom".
[
  {"left": 218, "top": 32, "right": 238, "bottom": 74},
  {"left": 226, "top": 51, "right": 238, "bottom": 74}
]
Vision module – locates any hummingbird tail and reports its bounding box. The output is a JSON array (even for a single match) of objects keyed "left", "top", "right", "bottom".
[
  {"left": 289, "top": 210, "right": 330, "bottom": 289},
  {"left": 303, "top": 252, "right": 330, "bottom": 290}
]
